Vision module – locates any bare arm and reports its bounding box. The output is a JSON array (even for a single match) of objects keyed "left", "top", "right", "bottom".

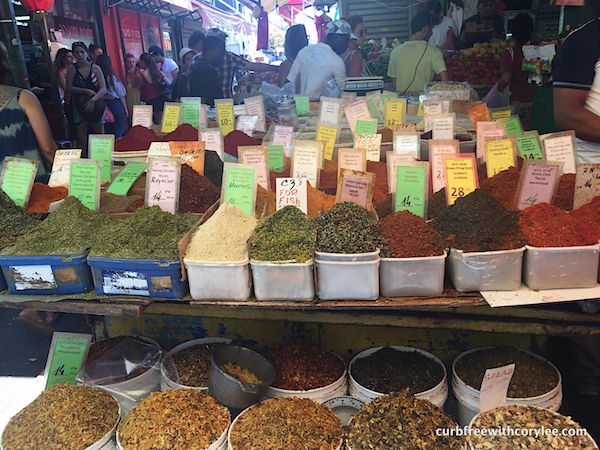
[
  {"left": 171, "top": 67, "right": 179, "bottom": 80},
  {"left": 57, "top": 70, "right": 67, "bottom": 96},
  {"left": 349, "top": 52, "right": 362, "bottom": 77},
  {"left": 439, "top": 70, "right": 449, "bottom": 82},
  {"left": 66, "top": 65, "right": 94, "bottom": 96},
  {"left": 19, "top": 89, "right": 57, "bottom": 164},
  {"left": 90, "top": 64, "right": 107, "bottom": 101},
  {"left": 244, "top": 61, "right": 278, "bottom": 72},
  {"left": 553, "top": 87, "right": 600, "bottom": 142}
]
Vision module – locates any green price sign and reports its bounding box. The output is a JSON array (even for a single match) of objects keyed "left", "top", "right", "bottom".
[
  {"left": 89, "top": 135, "right": 114, "bottom": 182},
  {"left": 294, "top": 96, "right": 309, "bottom": 116},
  {"left": 267, "top": 145, "right": 285, "bottom": 172},
  {"left": 223, "top": 165, "right": 256, "bottom": 216},
  {"left": 107, "top": 163, "right": 147, "bottom": 196},
  {"left": 181, "top": 98, "right": 201, "bottom": 129},
  {"left": 395, "top": 165, "right": 427, "bottom": 217},
  {"left": 355, "top": 119, "right": 377, "bottom": 135},
  {"left": 516, "top": 134, "right": 544, "bottom": 160},
  {"left": 0, "top": 157, "right": 38, "bottom": 207},
  {"left": 69, "top": 160, "right": 100, "bottom": 210},
  {"left": 44, "top": 332, "right": 92, "bottom": 389},
  {"left": 499, "top": 118, "right": 523, "bottom": 136}
]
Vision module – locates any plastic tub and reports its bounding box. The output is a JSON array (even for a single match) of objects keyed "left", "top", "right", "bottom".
[
  {"left": 524, "top": 244, "right": 600, "bottom": 290},
  {"left": 379, "top": 251, "right": 447, "bottom": 297},
  {"left": 250, "top": 259, "right": 314, "bottom": 301},
  {"left": 447, "top": 247, "right": 525, "bottom": 292},
  {"left": 315, "top": 249, "right": 380, "bottom": 262},
  {"left": 316, "top": 258, "right": 380, "bottom": 300},
  {"left": 347, "top": 346, "right": 448, "bottom": 408},
  {"left": 0, "top": 252, "right": 93, "bottom": 294},
  {"left": 87, "top": 256, "right": 187, "bottom": 298},
  {"left": 184, "top": 259, "right": 251, "bottom": 301}
]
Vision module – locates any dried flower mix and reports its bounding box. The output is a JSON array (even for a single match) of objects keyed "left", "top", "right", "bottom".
[
  {"left": 351, "top": 347, "right": 444, "bottom": 395},
  {"left": 171, "top": 344, "right": 214, "bottom": 387},
  {"left": 229, "top": 397, "right": 343, "bottom": 450},
  {"left": 2, "top": 384, "right": 119, "bottom": 450},
  {"left": 380, "top": 211, "right": 445, "bottom": 258},
  {"left": 0, "top": 190, "right": 40, "bottom": 248},
  {"left": 118, "top": 389, "right": 229, "bottom": 450},
  {"left": 221, "top": 361, "right": 261, "bottom": 383},
  {"left": 469, "top": 404, "right": 596, "bottom": 449},
  {"left": 347, "top": 390, "right": 464, "bottom": 450},
  {"left": 454, "top": 347, "right": 559, "bottom": 398}
]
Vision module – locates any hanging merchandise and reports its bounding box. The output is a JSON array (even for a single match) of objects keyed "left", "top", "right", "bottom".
[
  {"left": 256, "top": 6, "right": 269, "bottom": 51},
  {"left": 21, "top": 0, "right": 54, "bottom": 11},
  {"left": 315, "top": 13, "right": 331, "bottom": 43}
]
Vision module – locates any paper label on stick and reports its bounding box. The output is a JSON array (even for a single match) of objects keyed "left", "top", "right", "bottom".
[
  {"left": 169, "top": 141, "right": 205, "bottom": 175},
  {"left": 366, "top": 91, "right": 383, "bottom": 121},
  {"left": 336, "top": 170, "right": 374, "bottom": 210},
  {"left": 216, "top": 99, "right": 235, "bottom": 136},
  {"left": 356, "top": 119, "right": 377, "bottom": 135},
  {"left": 423, "top": 98, "right": 444, "bottom": 118},
  {"left": 294, "top": 96, "right": 309, "bottom": 116},
  {"left": 320, "top": 96, "right": 342, "bottom": 126},
  {"left": 486, "top": 138, "right": 516, "bottom": 177},
  {"left": 479, "top": 364, "right": 515, "bottom": 413},
  {"left": 292, "top": 140, "right": 321, "bottom": 188},
  {"left": 239, "top": 146, "right": 270, "bottom": 191},
  {"left": 44, "top": 332, "right": 91, "bottom": 389},
  {"left": 574, "top": 163, "right": 600, "bottom": 209},
  {"left": 338, "top": 148, "right": 367, "bottom": 177},
  {"left": 69, "top": 159, "right": 100, "bottom": 211},
  {"left": 276, "top": 177, "right": 307, "bottom": 213},
  {"left": 181, "top": 97, "right": 201, "bottom": 129},
  {"left": 393, "top": 133, "right": 420, "bottom": 159},
  {"left": 387, "top": 152, "right": 419, "bottom": 193},
  {"left": 516, "top": 133, "right": 544, "bottom": 160},
  {"left": 89, "top": 134, "right": 113, "bottom": 182},
  {"left": 200, "top": 129, "right": 224, "bottom": 161},
  {"left": 344, "top": 99, "right": 372, "bottom": 134},
  {"left": 48, "top": 149, "right": 81, "bottom": 188},
  {"left": 355, "top": 134, "right": 382, "bottom": 162},
  {"left": 395, "top": 164, "right": 428, "bottom": 217},
  {"left": 432, "top": 113, "right": 455, "bottom": 140},
  {"left": 222, "top": 163, "right": 256, "bottom": 216},
  {"left": 477, "top": 123, "right": 506, "bottom": 161},
  {"left": 498, "top": 116, "right": 523, "bottom": 136},
  {"left": 244, "top": 95, "right": 267, "bottom": 132},
  {"left": 517, "top": 162, "right": 561, "bottom": 210},
  {"left": 236, "top": 115, "right": 259, "bottom": 136},
  {"left": 429, "top": 140, "right": 460, "bottom": 193},
  {"left": 468, "top": 103, "right": 490, "bottom": 130},
  {"left": 132, "top": 104, "right": 153, "bottom": 128},
  {"left": 0, "top": 157, "right": 38, "bottom": 207},
  {"left": 443, "top": 154, "right": 479, "bottom": 205},
  {"left": 107, "top": 163, "right": 147, "bottom": 196},
  {"left": 272, "top": 125, "right": 294, "bottom": 157},
  {"left": 161, "top": 102, "right": 181, "bottom": 134},
  {"left": 317, "top": 124, "right": 338, "bottom": 161},
  {"left": 267, "top": 145, "right": 285, "bottom": 172},
  {"left": 542, "top": 132, "right": 577, "bottom": 174},
  {"left": 384, "top": 98, "right": 406, "bottom": 128},
  {"left": 146, "top": 157, "right": 181, "bottom": 213}
]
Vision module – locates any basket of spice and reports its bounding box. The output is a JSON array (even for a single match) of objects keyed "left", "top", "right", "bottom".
[
  {"left": 433, "top": 190, "right": 527, "bottom": 292},
  {"left": 346, "top": 390, "right": 464, "bottom": 450},
  {"left": 250, "top": 206, "right": 315, "bottom": 301},
  {"left": 379, "top": 211, "right": 447, "bottom": 297},
  {"left": 228, "top": 397, "right": 344, "bottom": 450},
  {"left": 266, "top": 339, "right": 347, "bottom": 403},
  {"left": 520, "top": 203, "right": 600, "bottom": 289},
  {"left": 467, "top": 404, "right": 598, "bottom": 449},
  {"left": 314, "top": 202, "right": 382, "bottom": 300},
  {"left": 117, "top": 389, "right": 230, "bottom": 450},
  {"left": 452, "top": 347, "right": 562, "bottom": 427},
  {"left": 1, "top": 384, "right": 120, "bottom": 450}
]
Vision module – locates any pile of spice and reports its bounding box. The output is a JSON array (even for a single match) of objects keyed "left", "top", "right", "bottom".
[
  {"left": 469, "top": 404, "right": 596, "bottom": 449},
  {"left": 553, "top": 173, "right": 576, "bottom": 211},
  {"left": 480, "top": 166, "right": 521, "bottom": 211},
  {"left": 99, "top": 192, "right": 143, "bottom": 215},
  {"left": 221, "top": 362, "right": 261, "bottom": 383},
  {"left": 380, "top": 211, "right": 445, "bottom": 258},
  {"left": 315, "top": 202, "right": 384, "bottom": 253},
  {"left": 179, "top": 164, "right": 221, "bottom": 214},
  {"left": 205, "top": 150, "right": 224, "bottom": 187},
  {"left": 160, "top": 123, "right": 198, "bottom": 142},
  {"left": 351, "top": 347, "right": 444, "bottom": 394},
  {"left": 374, "top": 193, "right": 393, "bottom": 219},
  {"left": 114, "top": 125, "right": 158, "bottom": 152},
  {"left": 519, "top": 202, "right": 595, "bottom": 247},
  {"left": 367, "top": 160, "right": 389, "bottom": 203},
  {"left": 266, "top": 339, "right": 345, "bottom": 390},
  {"left": 571, "top": 195, "right": 600, "bottom": 242},
  {"left": 229, "top": 397, "right": 343, "bottom": 450},
  {"left": 2, "top": 196, "right": 114, "bottom": 255},
  {"left": 432, "top": 190, "right": 527, "bottom": 252},
  {"left": 251, "top": 206, "right": 315, "bottom": 263},
  {"left": 347, "top": 391, "right": 464, "bottom": 450},
  {"left": 224, "top": 130, "right": 260, "bottom": 157},
  {"left": 0, "top": 190, "right": 40, "bottom": 248},
  {"left": 428, "top": 188, "right": 447, "bottom": 219},
  {"left": 118, "top": 389, "right": 230, "bottom": 450},
  {"left": 454, "top": 347, "right": 559, "bottom": 397},
  {"left": 308, "top": 183, "right": 335, "bottom": 218},
  {"left": 26, "top": 183, "right": 68, "bottom": 214},
  {"left": 171, "top": 344, "right": 215, "bottom": 387},
  {"left": 185, "top": 202, "right": 257, "bottom": 262},
  {"left": 89, "top": 206, "right": 197, "bottom": 259},
  {"left": 2, "top": 384, "right": 119, "bottom": 450},
  {"left": 255, "top": 185, "right": 276, "bottom": 217}
]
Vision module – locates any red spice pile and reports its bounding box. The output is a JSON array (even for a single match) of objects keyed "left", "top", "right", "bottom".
[
  {"left": 380, "top": 210, "right": 445, "bottom": 258},
  {"left": 552, "top": 173, "right": 576, "bottom": 211},
  {"left": 570, "top": 195, "right": 600, "bottom": 242},
  {"left": 161, "top": 123, "right": 198, "bottom": 142},
  {"left": 367, "top": 160, "right": 388, "bottom": 203},
  {"left": 480, "top": 166, "right": 521, "bottom": 211},
  {"left": 27, "top": 183, "right": 68, "bottom": 214},
  {"left": 114, "top": 125, "right": 158, "bottom": 152},
  {"left": 179, "top": 164, "right": 221, "bottom": 214},
  {"left": 224, "top": 130, "right": 260, "bottom": 157}
]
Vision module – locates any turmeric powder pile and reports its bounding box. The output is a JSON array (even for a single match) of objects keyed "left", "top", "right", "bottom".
[{"left": 27, "top": 183, "right": 68, "bottom": 214}]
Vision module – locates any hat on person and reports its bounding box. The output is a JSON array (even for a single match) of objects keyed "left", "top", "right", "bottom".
[
  {"left": 326, "top": 19, "right": 358, "bottom": 40},
  {"left": 148, "top": 45, "right": 164, "bottom": 57},
  {"left": 179, "top": 47, "right": 194, "bottom": 60}
]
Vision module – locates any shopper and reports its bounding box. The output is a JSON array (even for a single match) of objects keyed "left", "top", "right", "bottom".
[
  {"left": 172, "top": 47, "right": 194, "bottom": 101},
  {"left": 278, "top": 24, "right": 308, "bottom": 86},
  {"left": 189, "top": 36, "right": 224, "bottom": 106},
  {"left": 342, "top": 16, "right": 367, "bottom": 77},
  {"left": 189, "top": 30, "right": 205, "bottom": 62},
  {"left": 149, "top": 46, "right": 178, "bottom": 85},
  {"left": 54, "top": 48, "right": 73, "bottom": 139},
  {"left": 88, "top": 44, "right": 103, "bottom": 64},
  {"left": 96, "top": 54, "right": 127, "bottom": 138},
  {"left": 139, "top": 52, "right": 164, "bottom": 124},
  {"left": 66, "top": 41, "right": 107, "bottom": 155},
  {"left": 124, "top": 53, "right": 141, "bottom": 119},
  {"left": 387, "top": 10, "right": 448, "bottom": 93},
  {"left": 460, "top": 0, "right": 505, "bottom": 48},
  {"left": 428, "top": 0, "right": 459, "bottom": 49}
]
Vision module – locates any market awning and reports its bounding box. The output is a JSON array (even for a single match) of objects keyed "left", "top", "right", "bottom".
[
  {"left": 188, "top": 0, "right": 256, "bottom": 34},
  {"left": 106, "top": 0, "right": 193, "bottom": 18},
  {"left": 237, "top": 0, "right": 314, "bottom": 14}
]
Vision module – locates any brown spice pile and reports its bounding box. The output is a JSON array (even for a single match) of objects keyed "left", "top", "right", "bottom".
[
  {"left": 179, "top": 164, "right": 221, "bottom": 214},
  {"left": 367, "top": 160, "right": 388, "bottom": 203},
  {"left": 480, "top": 166, "right": 521, "bottom": 211},
  {"left": 571, "top": 195, "right": 600, "bottom": 242},
  {"left": 380, "top": 211, "right": 445, "bottom": 258},
  {"left": 552, "top": 173, "right": 576, "bottom": 211},
  {"left": 171, "top": 344, "right": 214, "bottom": 387},
  {"left": 374, "top": 193, "right": 393, "bottom": 220},
  {"left": 256, "top": 185, "right": 276, "bottom": 217}
]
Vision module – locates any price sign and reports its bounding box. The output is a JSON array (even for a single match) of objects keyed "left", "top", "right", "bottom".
[
  {"left": 485, "top": 138, "right": 517, "bottom": 178},
  {"left": 515, "top": 132, "right": 544, "bottom": 160},
  {"left": 0, "top": 157, "right": 38, "bottom": 207},
  {"left": 338, "top": 148, "right": 367, "bottom": 177},
  {"left": 356, "top": 119, "right": 377, "bottom": 135},
  {"left": 468, "top": 103, "right": 491, "bottom": 130},
  {"left": 276, "top": 177, "right": 307, "bottom": 213},
  {"left": 423, "top": 97, "right": 444, "bottom": 118},
  {"left": 443, "top": 154, "right": 479, "bottom": 205},
  {"left": 477, "top": 122, "right": 506, "bottom": 161},
  {"left": 161, "top": 102, "right": 181, "bottom": 134},
  {"left": 498, "top": 116, "right": 523, "bottom": 136},
  {"left": 244, "top": 95, "right": 267, "bottom": 132},
  {"left": 294, "top": 96, "right": 309, "bottom": 116},
  {"left": 344, "top": 99, "right": 372, "bottom": 134},
  {"left": 319, "top": 96, "right": 343, "bottom": 127},
  {"left": 69, "top": 159, "right": 101, "bottom": 210},
  {"left": 541, "top": 131, "right": 577, "bottom": 174},
  {"left": 291, "top": 140, "right": 321, "bottom": 188},
  {"left": 395, "top": 163, "right": 429, "bottom": 218},
  {"left": 272, "top": 125, "right": 294, "bottom": 157},
  {"left": 132, "top": 104, "right": 153, "bottom": 128},
  {"left": 574, "top": 163, "right": 600, "bottom": 209},
  {"left": 145, "top": 157, "right": 181, "bottom": 213},
  {"left": 146, "top": 142, "right": 172, "bottom": 165},
  {"left": 317, "top": 123, "right": 338, "bottom": 161},
  {"left": 479, "top": 364, "right": 515, "bottom": 413},
  {"left": 222, "top": 163, "right": 256, "bottom": 216},
  {"left": 341, "top": 91, "right": 357, "bottom": 106},
  {"left": 429, "top": 139, "right": 460, "bottom": 193},
  {"left": 355, "top": 133, "right": 382, "bottom": 162},
  {"left": 516, "top": 161, "right": 562, "bottom": 210},
  {"left": 89, "top": 134, "right": 114, "bottom": 182},
  {"left": 48, "top": 149, "right": 82, "bottom": 188},
  {"left": 239, "top": 146, "right": 270, "bottom": 191},
  {"left": 491, "top": 108, "right": 512, "bottom": 120},
  {"left": 236, "top": 115, "right": 259, "bottom": 136},
  {"left": 393, "top": 123, "right": 417, "bottom": 133},
  {"left": 44, "top": 332, "right": 91, "bottom": 389},
  {"left": 336, "top": 169, "right": 375, "bottom": 211},
  {"left": 169, "top": 141, "right": 205, "bottom": 175},
  {"left": 107, "top": 163, "right": 147, "bottom": 196},
  {"left": 216, "top": 98, "right": 235, "bottom": 136},
  {"left": 387, "top": 152, "right": 420, "bottom": 193},
  {"left": 181, "top": 97, "right": 201, "bottom": 129},
  {"left": 200, "top": 129, "right": 224, "bottom": 161},
  {"left": 393, "top": 132, "right": 420, "bottom": 159},
  {"left": 431, "top": 113, "right": 455, "bottom": 140},
  {"left": 268, "top": 145, "right": 285, "bottom": 172},
  {"left": 384, "top": 98, "right": 407, "bottom": 128},
  {"left": 366, "top": 90, "right": 384, "bottom": 121}
]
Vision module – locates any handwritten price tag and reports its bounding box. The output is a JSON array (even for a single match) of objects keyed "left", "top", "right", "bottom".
[
  {"left": 145, "top": 157, "right": 181, "bottom": 213},
  {"left": 479, "top": 363, "right": 515, "bottom": 413},
  {"left": 317, "top": 124, "right": 338, "bottom": 161},
  {"left": 485, "top": 138, "right": 516, "bottom": 178},
  {"left": 272, "top": 125, "right": 294, "bottom": 157},
  {"left": 574, "top": 163, "right": 600, "bottom": 209},
  {"left": 267, "top": 145, "right": 285, "bottom": 172},
  {"left": 320, "top": 96, "right": 343, "bottom": 127},
  {"left": 107, "top": 163, "right": 147, "bottom": 196},
  {"left": 44, "top": 332, "right": 91, "bottom": 389},
  {"left": 276, "top": 177, "right": 307, "bottom": 213},
  {"left": 89, "top": 134, "right": 114, "bottom": 182},
  {"left": 395, "top": 163, "right": 429, "bottom": 218},
  {"left": 48, "top": 149, "right": 81, "bottom": 188},
  {"left": 355, "top": 133, "right": 382, "bottom": 162},
  {"left": 181, "top": 97, "right": 201, "bottom": 129},
  {"left": 443, "top": 154, "right": 478, "bottom": 205},
  {"left": 431, "top": 113, "right": 455, "bottom": 140},
  {"left": 170, "top": 141, "right": 206, "bottom": 175},
  {"left": 541, "top": 131, "right": 577, "bottom": 174},
  {"left": 338, "top": 148, "right": 367, "bottom": 177},
  {"left": 516, "top": 161, "right": 561, "bottom": 210},
  {"left": 239, "top": 146, "right": 270, "bottom": 191},
  {"left": 516, "top": 132, "right": 544, "bottom": 160},
  {"left": 69, "top": 159, "right": 101, "bottom": 210},
  {"left": 387, "top": 152, "right": 419, "bottom": 193},
  {"left": 161, "top": 102, "right": 181, "bottom": 134},
  {"left": 236, "top": 115, "right": 259, "bottom": 136},
  {"left": 294, "top": 96, "right": 309, "bottom": 116},
  {"left": 393, "top": 132, "right": 420, "bottom": 159},
  {"left": 244, "top": 95, "right": 267, "bottom": 132},
  {"left": 429, "top": 139, "right": 460, "bottom": 193},
  {"left": 292, "top": 140, "right": 321, "bottom": 188},
  {"left": 132, "top": 104, "right": 153, "bottom": 128},
  {"left": 216, "top": 99, "right": 235, "bottom": 136},
  {"left": 384, "top": 98, "right": 406, "bottom": 129},
  {"left": 222, "top": 163, "right": 256, "bottom": 216},
  {"left": 0, "top": 157, "right": 38, "bottom": 207},
  {"left": 200, "top": 129, "right": 224, "bottom": 161},
  {"left": 356, "top": 119, "right": 377, "bottom": 135}
]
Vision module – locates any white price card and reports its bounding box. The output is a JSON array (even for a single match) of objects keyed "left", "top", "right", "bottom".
[
  {"left": 479, "top": 364, "right": 515, "bottom": 413},
  {"left": 276, "top": 177, "right": 307, "bottom": 214},
  {"left": 48, "top": 149, "right": 82, "bottom": 187}
]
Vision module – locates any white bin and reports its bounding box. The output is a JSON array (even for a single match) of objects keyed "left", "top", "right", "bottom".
[
  {"left": 250, "top": 259, "right": 314, "bottom": 301},
  {"left": 315, "top": 250, "right": 380, "bottom": 262},
  {"left": 447, "top": 247, "right": 525, "bottom": 292},
  {"left": 316, "top": 258, "right": 380, "bottom": 300},
  {"left": 379, "top": 252, "right": 446, "bottom": 297},
  {"left": 184, "top": 259, "right": 251, "bottom": 301}
]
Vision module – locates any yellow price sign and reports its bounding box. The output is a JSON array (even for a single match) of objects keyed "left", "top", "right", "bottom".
[
  {"left": 216, "top": 100, "right": 235, "bottom": 136},
  {"left": 491, "top": 109, "right": 512, "bottom": 120},
  {"left": 161, "top": 103, "right": 181, "bottom": 134},
  {"left": 444, "top": 155, "right": 478, "bottom": 206},
  {"left": 486, "top": 139, "right": 516, "bottom": 178},
  {"left": 384, "top": 98, "right": 406, "bottom": 129},
  {"left": 316, "top": 124, "right": 338, "bottom": 160}
]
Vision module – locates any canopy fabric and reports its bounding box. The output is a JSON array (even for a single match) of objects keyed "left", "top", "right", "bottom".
[
  {"left": 190, "top": 0, "right": 257, "bottom": 34},
  {"left": 238, "top": 0, "right": 312, "bottom": 13}
]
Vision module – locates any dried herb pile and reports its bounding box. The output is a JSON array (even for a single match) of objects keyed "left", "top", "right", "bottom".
[
  {"left": 2, "top": 384, "right": 119, "bottom": 450},
  {"left": 455, "top": 347, "right": 559, "bottom": 398},
  {"left": 251, "top": 206, "right": 315, "bottom": 263},
  {"left": 351, "top": 347, "right": 444, "bottom": 394},
  {"left": 118, "top": 389, "right": 230, "bottom": 450},
  {"left": 347, "top": 391, "right": 464, "bottom": 450},
  {"left": 315, "top": 202, "right": 383, "bottom": 253},
  {"left": 171, "top": 344, "right": 215, "bottom": 387},
  {"left": 380, "top": 211, "right": 445, "bottom": 258},
  {"left": 432, "top": 190, "right": 527, "bottom": 252},
  {"left": 179, "top": 164, "right": 221, "bottom": 214},
  {"left": 229, "top": 397, "right": 343, "bottom": 450},
  {"left": 0, "top": 190, "right": 40, "bottom": 248}
]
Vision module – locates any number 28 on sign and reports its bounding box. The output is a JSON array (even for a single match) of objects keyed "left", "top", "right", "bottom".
[{"left": 443, "top": 154, "right": 479, "bottom": 205}]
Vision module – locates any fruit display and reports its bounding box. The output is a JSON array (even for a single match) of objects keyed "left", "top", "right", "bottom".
[
  {"left": 361, "top": 38, "right": 400, "bottom": 79},
  {"left": 444, "top": 39, "right": 513, "bottom": 86}
]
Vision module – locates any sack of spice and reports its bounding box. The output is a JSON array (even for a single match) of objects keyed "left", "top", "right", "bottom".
[
  {"left": 380, "top": 210, "right": 445, "bottom": 258},
  {"left": 0, "top": 190, "right": 40, "bottom": 248}
]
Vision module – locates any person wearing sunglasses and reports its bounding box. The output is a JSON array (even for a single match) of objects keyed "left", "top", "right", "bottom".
[{"left": 342, "top": 16, "right": 367, "bottom": 77}]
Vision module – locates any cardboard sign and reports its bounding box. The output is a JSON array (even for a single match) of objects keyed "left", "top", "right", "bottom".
[
  {"left": 384, "top": 98, "right": 407, "bottom": 129},
  {"left": 320, "top": 96, "right": 343, "bottom": 127},
  {"left": 341, "top": 91, "right": 357, "bottom": 106},
  {"left": 239, "top": 146, "right": 270, "bottom": 191},
  {"left": 267, "top": 145, "right": 285, "bottom": 172},
  {"left": 161, "top": 102, "right": 181, "bottom": 134},
  {"left": 387, "top": 152, "right": 419, "bottom": 193},
  {"left": 344, "top": 99, "right": 372, "bottom": 134},
  {"left": 468, "top": 103, "right": 491, "bottom": 130},
  {"left": 393, "top": 132, "right": 420, "bottom": 159},
  {"left": 393, "top": 123, "right": 417, "bottom": 133},
  {"left": 215, "top": 98, "right": 235, "bottom": 136},
  {"left": 336, "top": 169, "right": 375, "bottom": 211},
  {"left": 221, "top": 163, "right": 256, "bottom": 216},
  {"left": 317, "top": 123, "right": 338, "bottom": 161},
  {"left": 395, "top": 162, "right": 429, "bottom": 218},
  {"left": 485, "top": 138, "right": 517, "bottom": 177},
  {"left": 48, "top": 149, "right": 82, "bottom": 188},
  {"left": 272, "top": 125, "right": 294, "bottom": 157},
  {"left": 180, "top": 97, "right": 201, "bottom": 129},
  {"left": 573, "top": 163, "right": 600, "bottom": 209},
  {"left": 0, "top": 157, "right": 38, "bottom": 207},
  {"left": 443, "top": 154, "right": 479, "bottom": 205},
  {"left": 292, "top": 140, "right": 321, "bottom": 188},
  {"left": 429, "top": 139, "right": 460, "bottom": 193},
  {"left": 516, "top": 161, "right": 562, "bottom": 210},
  {"left": 69, "top": 159, "right": 101, "bottom": 211},
  {"left": 294, "top": 96, "right": 309, "bottom": 116},
  {"left": 338, "top": 148, "right": 367, "bottom": 177},
  {"left": 146, "top": 156, "right": 181, "bottom": 213},
  {"left": 515, "top": 131, "right": 544, "bottom": 160},
  {"left": 107, "top": 163, "right": 147, "bottom": 196},
  {"left": 169, "top": 141, "right": 205, "bottom": 175},
  {"left": 44, "top": 332, "right": 91, "bottom": 389},
  {"left": 88, "top": 134, "right": 114, "bottom": 182},
  {"left": 491, "top": 108, "right": 512, "bottom": 120},
  {"left": 431, "top": 113, "right": 455, "bottom": 140},
  {"left": 132, "top": 104, "right": 153, "bottom": 128},
  {"left": 244, "top": 95, "right": 267, "bottom": 132},
  {"left": 366, "top": 90, "right": 384, "bottom": 121},
  {"left": 356, "top": 119, "right": 378, "bottom": 135},
  {"left": 354, "top": 133, "right": 382, "bottom": 162},
  {"left": 479, "top": 364, "right": 515, "bottom": 413},
  {"left": 236, "top": 115, "right": 259, "bottom": 136},
  {"left": 541, "top": 131, "right": 577, "bottom": 174},
  {"left": 276, "top": 177, "right": 307, "bottom": 213},
  {"left": 477, "top": 122, "right": 506, "bottom": 161},
  {"left": 200, "top": 129, "right": 224, "bottom": 161},
  {"left": 497, "top": 115, "right": 523, "bottom": 136}
]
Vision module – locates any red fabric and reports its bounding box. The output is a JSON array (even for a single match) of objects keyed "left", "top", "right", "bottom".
[
  {"left": 21, "top": 0, "right": 54, "bottom": 11},
  {"left": 500, "top": 46, "right": 534, "bottom": 103},
  {"left": 140, "top": 74, "right": 160, "bottom": 101},
  {"left": 315, "top": 15, "right": 328, "bottom": 43}
]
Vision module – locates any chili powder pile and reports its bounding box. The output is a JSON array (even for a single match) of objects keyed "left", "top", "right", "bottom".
[
  {"left": 160, "top": 123, "right": 198, "bottom": 142},
  {"left": 552, "top": 173, "right": 576, "bottom": 211},
  {"left": 571, "top": 195, "right": 600, "bottom": 242},
  {"left": 224, "top": 130, "right": 260, "bottom": 157},
  {"left": 26, "top": 183, "right": 68, "bottom": 214},
  {"left": 380, "top": 210, "right": 445, "bottom": 258},
  {"left": 114, "top": 125, "right": 158, "bottom": 152},
  {"left": 179, "top": 164, "right": 220, "bottom": 214},
  {"left": 480, "top": 166, "right": 521, "bottom": 211}
]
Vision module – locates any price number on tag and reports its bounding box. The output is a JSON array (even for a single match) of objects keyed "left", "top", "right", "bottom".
[
  {"left": 280, "top": 178, "right": 303, "bottom": 190},
  {"left": 220, "top": 118, "right": 231, "bottom": 126},
  {"left": 450, "top": 187, "right": 466, "bottom": 198},
  {"left": 398, "top": 195, "right": 411, "bottom": 207}
]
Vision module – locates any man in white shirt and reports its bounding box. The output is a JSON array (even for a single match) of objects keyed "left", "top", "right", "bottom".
[
  {"left": 149, "top": 46, "right": 179, "bottom": 85},
  {"left": 287, "top": 19, "right": 356, "bottom": 99},
  {"left": 428, "top": 0, "right": 458, "bottom": 49}
]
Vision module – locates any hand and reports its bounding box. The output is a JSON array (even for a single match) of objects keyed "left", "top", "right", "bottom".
[
  {"left": 87, "top": 89, "right": 96, "bottom": 96},
  {"left": 84, "top": 99, "right": 95, "bottom": 113}
]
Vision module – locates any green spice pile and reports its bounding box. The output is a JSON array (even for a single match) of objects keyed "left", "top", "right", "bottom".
[
  {"left": 469, "top": 404, "right": 596, "bottom": 449},
  {"left": 432, "top": 190, "right": 527, "bottom": 252},
  {"left": 2, "top": 196, "right": 114, "bottom": 255},
  {"left": 89, "top": 206, "right": 198, "bottom": 259},
  {"left": 347, "top": 391, "right": 464, "bottom": 450},
  {"left": 251, "top": 206, "right": 315, "bottom": 263},
  {"left": 315, "top": 202, "right": 383, "bottom": 253},
  {"left": 351, "top": 347, "right": 444, "bottom": 394},
  {"left": 0, "top": 190, "right": 40, "bottom": 248},
  {"left": 2, "top": 384, "right": 119, "bottom": 450},
  {"left": 455, "top": 347, "right": 559, "bottom": 398},
  {"left": 171, "top": 344, "right": 215, "bottom": 387}
]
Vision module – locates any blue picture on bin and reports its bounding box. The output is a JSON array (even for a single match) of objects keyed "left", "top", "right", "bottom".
[{"left": 102, "top": 270, "right": 149, "bottom": 296}]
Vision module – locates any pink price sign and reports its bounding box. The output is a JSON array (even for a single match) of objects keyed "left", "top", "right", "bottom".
[
  {"left": 516, "top": 162, "right": 561, "bottom": 210},
  {"left": 145, "top": 157, "right": 181, "bottom": 213}
]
